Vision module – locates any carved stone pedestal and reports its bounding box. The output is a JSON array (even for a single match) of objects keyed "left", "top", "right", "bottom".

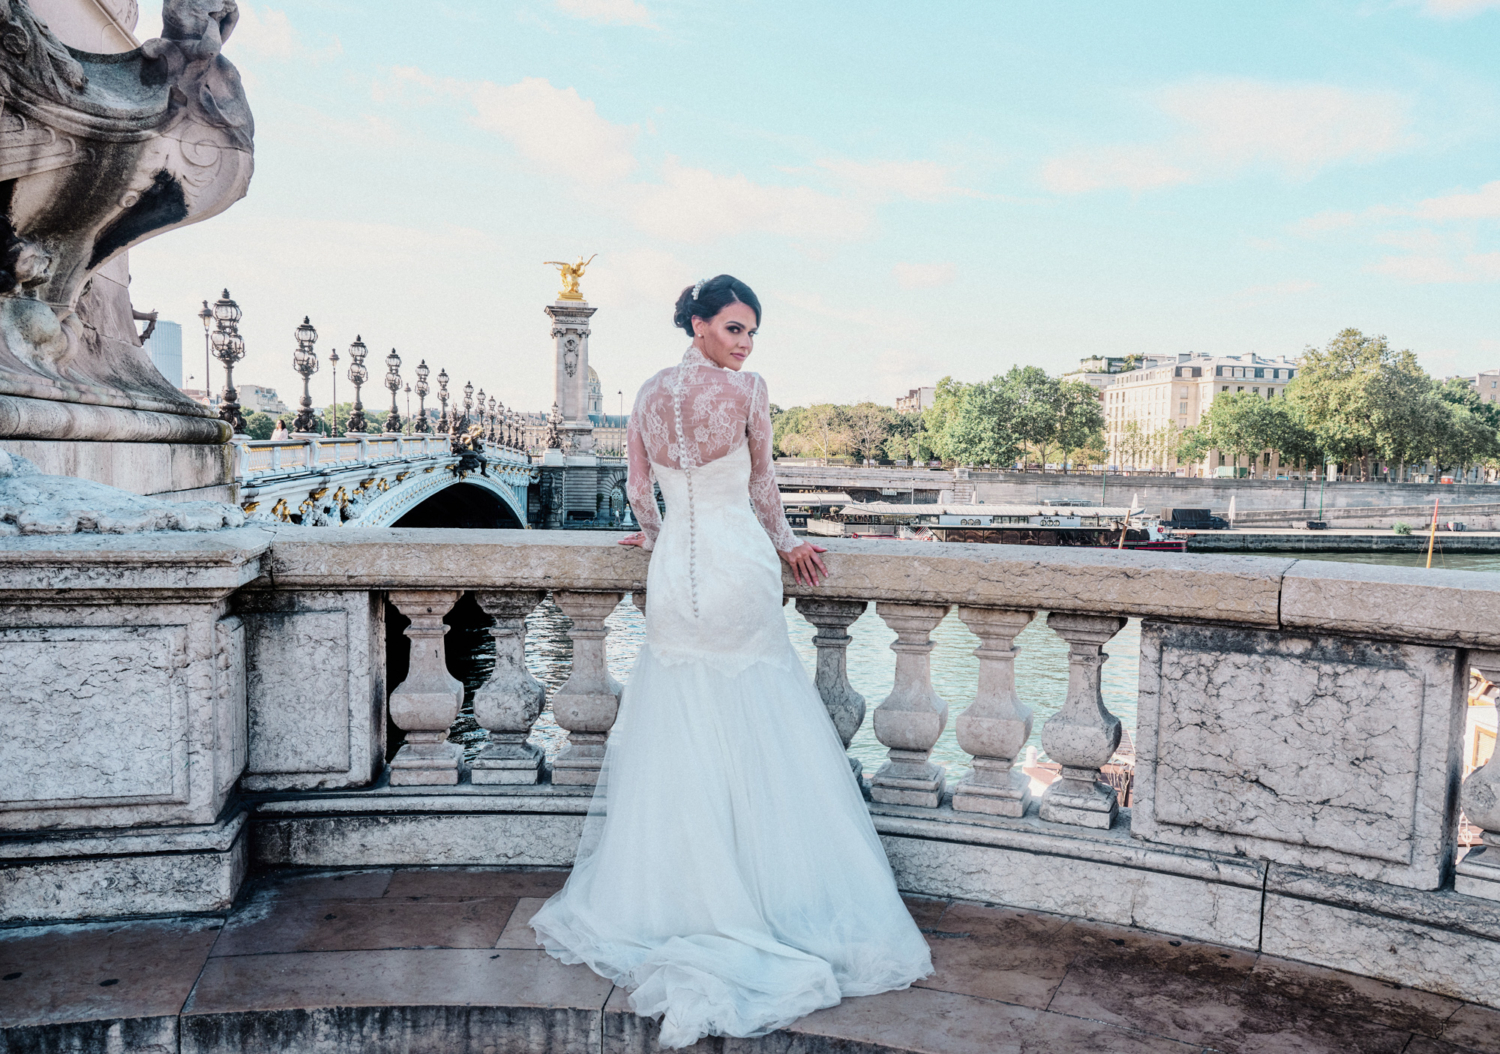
[
  {"left": 1039, "top": 612, "right": 1127, "bottom": 829},
  {"left": 470, "top": 590, "right": 546, "bottom": 785},
  {"left": 387, "top": 591, "right": 464, "bottom": 787},
  {"left": 549, "top": 591, "right": 624, "bottom": 786},
  {"left": 870, "top": 603, "right": 950, "bottom": 808},
  {"left": 1459, "top": 652, "right": 1500, "bottom": 900},
  {"left": 952, "top": 606, "right": 1036, "bottom": 817},
  {"left": 796, "top": 597, "right": 868, "bottom": 778}
]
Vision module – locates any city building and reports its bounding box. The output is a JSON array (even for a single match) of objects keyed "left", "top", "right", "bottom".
[
  {"left": 895, "top": 386, "right": 935, "bottom": 413},
  {"left": 1474, "top": 369, "right": 1500, "bottom": 405},
  {"left": 1061, "top": 354, "right": 1177, "bottom": 393},
  {"left": 142, "top": 320, "right": 182, "bottom": 387},
  {"left": 239, "top": 383, "right": 290, "bottom": 416},
  {"left": 1102, "top": 351, "right": 1300, "bottom": 476}
]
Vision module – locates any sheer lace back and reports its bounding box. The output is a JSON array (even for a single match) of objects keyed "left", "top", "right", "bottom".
[{"left": 627, "top": 346, "right": 796, "bottom": 556}]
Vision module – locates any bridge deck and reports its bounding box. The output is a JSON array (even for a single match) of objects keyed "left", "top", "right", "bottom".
[{"left": 3, "top": 866, "right": 1494, "bottom": 1053}]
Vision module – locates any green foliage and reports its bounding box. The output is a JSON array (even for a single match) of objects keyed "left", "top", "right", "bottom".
[
  {"left": 1393, "top": 522, "right": 1412, "bottom": 535},
  {"left": 243, "top": 411, "right": 276, "bottom": 440},
  {"left": 1177, "top": 391, "right": 1319, "bottom": 476}
]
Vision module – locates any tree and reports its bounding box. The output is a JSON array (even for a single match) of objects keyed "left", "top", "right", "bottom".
[
  {"left": 782, "top": 403, "right": 851, "bottom": 458},
  {"left": 1117, "top": 420, "right": 1153, "bottom": 470},
  {"left": 1288, "top": 329, "right": 1430, "bottom": 481},
  {"left": 847, "top": 402, "right": 894, "bottom": 462},
  {"left": 917, "top": 377, "right": 973, "bottom": 462},
  {"left": 999, "top": 366, "right": 1060, "bottom": 470},
  {"left": 944, "top": 379, "right": 1022, "bottom": 466},
  {"left": 884, "top": 411, "right": 924, "bottom": 461},
  {"left": 772, "top": 405, "right": 808, "bottom": 456},
  {"left": 1053, "top": 381, "right": 1105, "bottom": 472},
  {"left": 244, "top": 411, "right": 276, "bottom": 440}
]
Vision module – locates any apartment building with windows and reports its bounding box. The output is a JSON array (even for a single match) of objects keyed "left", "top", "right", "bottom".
[
  {"left": 1102, "top": 352, "right": 1300, "bottom": 475},
  {"left": 1473, "top": 369, "right": 1500, "bottom": 405}
]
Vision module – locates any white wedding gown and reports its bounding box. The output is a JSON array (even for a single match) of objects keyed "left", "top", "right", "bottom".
[{"left": 531, "top": 346, "right": 932, "bottom": 1047}]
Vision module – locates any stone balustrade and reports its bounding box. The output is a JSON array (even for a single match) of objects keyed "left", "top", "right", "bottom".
[
  {"left": 235, "top": 435, "right": 456, "bottom": 480},
  {"left": 2, "top": 529, "right": 1499, "bottom": 1011}
]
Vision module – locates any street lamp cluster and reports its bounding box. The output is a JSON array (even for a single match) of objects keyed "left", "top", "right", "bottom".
[{"left": 195, "top": 292, "right": 532, "bottom": 452}]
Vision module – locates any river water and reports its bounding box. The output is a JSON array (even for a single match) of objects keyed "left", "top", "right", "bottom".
[{"left": 443, "top": 550, "right": 1500, "bottom": 777}]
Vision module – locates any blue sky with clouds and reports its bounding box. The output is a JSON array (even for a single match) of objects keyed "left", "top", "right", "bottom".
[{"left": 130, "top": 0, "right": 1500, "bottom": 415}]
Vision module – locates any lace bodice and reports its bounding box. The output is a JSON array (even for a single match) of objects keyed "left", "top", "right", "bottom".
[{"left": 626, "top": 346, "right": 796, "bottom": 554}]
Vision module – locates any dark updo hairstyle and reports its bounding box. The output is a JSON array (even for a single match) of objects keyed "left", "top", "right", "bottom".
[{"left": 673, "top": 274, "right": 762, "bottom": 336}]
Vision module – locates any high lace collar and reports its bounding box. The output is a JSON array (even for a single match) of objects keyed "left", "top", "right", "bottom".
[{"left": 680, "top": 344, "right": 723, "bottom": 370}]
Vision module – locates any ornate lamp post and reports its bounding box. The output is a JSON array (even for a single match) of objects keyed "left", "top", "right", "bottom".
[
  {"left": 196, "top": 299, "right": 212, "bottom": 404},
  {"left": 475, "top": 388, "right": 485, "bottom": 438},
  {"left": 346, "top": 336, "right": 369, "bottom": 434},
  {"left": 462, "top": 381, "right": 474, "bottom": 433},
  {"left": 328, "top": 345, "right": 340, "bottom": 437},
  {"left": 488, "top": 396, "right": 498, "bottom": 442},
  {"left": 290, "top": 315, "right": 319, "bottom": 434},
  {"left": 209, "top": 289, "right": 247, "bottom": 433},
  {"left": 436, "top": 367, "right": 450, "bottom": 434},
  {"left": 414, "top": 360, "right": 430, "bottom": 433},
  {"left": 384, "top": 348, "right": 403, "bottom": 433},
  {"left": 546, "top": 401, "right": 563, "bottom": 450}
]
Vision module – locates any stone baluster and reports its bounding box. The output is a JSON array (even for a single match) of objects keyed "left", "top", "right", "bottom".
[
  {"left": 870, "top": 603, "right": 950, "bottom": 807},
  {"left": 549, "top": 591, "right": 625, "bottom": 785},
  {"left": 1038, "top": 612, "right": 1127, "bottom": 828},
  {"left": 952, "top": 606, "right": 1037, "bottom": 816},
  {"left": 470, "top": 590, "right": 546, "bottom": 785},
  {"left": 387, "top": 591, "right": 464, "bottom": 786},
  {"left": 796, "top": 597, "right": 868, "bottom": 777},
  {"left": 1458, "top": 651, "right": 1500, "bottom": 900}
]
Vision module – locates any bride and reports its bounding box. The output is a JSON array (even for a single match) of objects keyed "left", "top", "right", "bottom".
[{"left": 530, "top": 274, "right": 933, "bottom": 1047}]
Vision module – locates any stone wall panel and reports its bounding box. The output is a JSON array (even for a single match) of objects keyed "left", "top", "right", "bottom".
[
  {"left": 1133, "top": 620, "right": 1466, "bottom": 889},
  {"left": 238, "top": 590, "right": 384, "bottom": 791}
]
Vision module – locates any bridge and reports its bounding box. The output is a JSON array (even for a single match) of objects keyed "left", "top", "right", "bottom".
[{"left": 233, "top": 435, "right": 632, "bottom": 530}]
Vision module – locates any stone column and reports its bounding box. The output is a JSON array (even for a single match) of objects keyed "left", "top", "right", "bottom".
[
  {"left": 796, "top": 597, "right": 868, "bottom": 776},
  {"left": 1459, "top": 651, "right": 1500, "bottom": 900},
  {"left": 470, "top": 590, "right": 546, "bottom": 785},
  {"left": 549, "top": 590, "right": 624, "bottom": 785},
  {"left": 1038, "top": 612, "right": 1127, "bottom": 828},
  {"left": 387, "top": 591, "right": 464, "bottom": 786},
  {"left": 870, "top": 602, "right": 950, "bottom": 807},
  {"left": 546, "top": 300, "right": 597, "bottom": 453},
  {"left": 952, "top": 606, "right": 1036, "bottom": 816}
]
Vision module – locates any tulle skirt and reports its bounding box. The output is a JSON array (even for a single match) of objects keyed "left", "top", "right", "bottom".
[{"left": 530, "top": 642, "right": 933, "bottom": 1048}]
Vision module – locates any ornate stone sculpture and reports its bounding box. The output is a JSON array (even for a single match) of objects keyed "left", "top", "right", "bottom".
[
  {"left": 0, "top": 450, "right": 243, "bottom": 533},
  {"left": 0, "top": 0, "right": 254, "bottom": 446},
  {"left": 544, "top": 254, "right": 595, "bottom": 302}
]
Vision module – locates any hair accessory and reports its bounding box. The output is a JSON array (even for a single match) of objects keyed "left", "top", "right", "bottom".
[{"left": 691, "top": 278, "right": 706, "bottom": 301}]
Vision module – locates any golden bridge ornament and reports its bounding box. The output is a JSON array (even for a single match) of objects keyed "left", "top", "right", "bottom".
[{"left": 545, "top": 255, "right": 597, "bottom": 301}]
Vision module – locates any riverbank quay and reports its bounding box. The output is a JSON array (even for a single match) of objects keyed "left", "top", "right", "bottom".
[
  {"left": 4, "top": 529, "right": 1500, "bottom": 1050},
  {"left": 5, "top": 865, "right": 1499, "bottom": 1054},
  {"left": 1179, "top": 527, "right": 1500, "bottom": 553}
]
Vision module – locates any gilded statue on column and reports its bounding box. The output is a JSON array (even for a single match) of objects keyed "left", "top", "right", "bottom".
[{"left": 544, "top": 255, "right": 597, "bottom": 301}]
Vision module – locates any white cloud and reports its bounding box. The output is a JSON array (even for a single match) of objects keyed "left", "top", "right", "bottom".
[
  {"left": 228, "top": 3, "right": 340, "bottom": 61},
  {"left": 557, "top": 0, "right": 653, "bottom": 26},
  {"left": 815, "top": 159, "right": 975, "bottom": 202},
  {"left": 1419, "top": 0, "right": 1500, "bottom": 17},
  {"left": 633, "top": 159, "right": 867, "bottom": 243},
  {"left": 892, "top": 262, "right": 956, "bottom": 290},
  {"left": 1413, "top": 180, "right": 1500, "bottom": 220},
  {"left": 380, "top": 70, "right": 962, "bottom": 245},
  {"left": 1371, "top": 252, "right": 1500, "bottom": 282},
  {"left": 1043, "top": 79, "right": 1412, "bottom": 194},
  {"left": 388, "top": 70, "right": 638, "bottom": 185}
]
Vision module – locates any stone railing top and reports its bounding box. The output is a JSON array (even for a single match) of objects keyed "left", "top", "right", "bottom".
[
  {"left": 3, "top": 527, "right": 1496, "bottom": 648},
  {"left": 251, "top": 530, "right": 1500, "bottom": 647},
  {"left": 0, "top": 525, "right": 274, "bottom": 594}
]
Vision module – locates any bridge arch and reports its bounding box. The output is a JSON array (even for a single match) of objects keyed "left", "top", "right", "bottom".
[
  {"left": 357, "top": 470, "right": 528, "bottom": 529},
  {"left": 390, "top": 481, "right": 525, "bottom": 529}
]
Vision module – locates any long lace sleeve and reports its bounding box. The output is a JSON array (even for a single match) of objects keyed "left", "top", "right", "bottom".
[
  {"left": 627, "top": 400, "right": 661, "bottom": 551},
  {"left": 747, "top": 373, "right": 797, "bottom": 554}
]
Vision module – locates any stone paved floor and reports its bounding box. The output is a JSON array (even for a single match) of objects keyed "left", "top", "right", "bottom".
[{"left": 2, "top": 867, "right": 1498, "bottom": 1053}]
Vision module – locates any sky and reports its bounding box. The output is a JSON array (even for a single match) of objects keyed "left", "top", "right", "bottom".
[{"left": 128, "top": 0, "right": 1500, "bottom": 416}]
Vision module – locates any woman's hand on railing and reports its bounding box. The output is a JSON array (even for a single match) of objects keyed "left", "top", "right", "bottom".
[
  {"left": 617, "top": 532, "right": 646, "bottom": 548},
  {"left": 782, "top": 542, "right": 829, "bottom": 587}
]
